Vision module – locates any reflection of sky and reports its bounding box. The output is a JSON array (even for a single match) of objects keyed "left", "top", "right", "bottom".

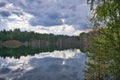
[{"left": 0, "top": 49, "right": 87, "bottom": 80}]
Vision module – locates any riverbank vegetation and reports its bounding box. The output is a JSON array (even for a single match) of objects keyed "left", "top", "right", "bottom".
[{"left": 80, "top": 0, "right": 120, "bottom": 79}]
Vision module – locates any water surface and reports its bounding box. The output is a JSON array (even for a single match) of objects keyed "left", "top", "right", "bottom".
[{"left": 0, "top": 49, "right": 87, "bottom": 80}]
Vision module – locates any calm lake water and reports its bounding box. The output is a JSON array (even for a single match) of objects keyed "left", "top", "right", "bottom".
[{"left": 0, "top": 49, "right": 87, "bottom": 80}]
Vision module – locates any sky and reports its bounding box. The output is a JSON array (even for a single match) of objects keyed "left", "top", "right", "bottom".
[{"left": 0, "top": 0, "right": 91, "bottom": 36}]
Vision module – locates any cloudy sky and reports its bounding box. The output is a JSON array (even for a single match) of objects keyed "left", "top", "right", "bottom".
[{"left": 0, "top": 0, "right": 91, "bottom": 36}]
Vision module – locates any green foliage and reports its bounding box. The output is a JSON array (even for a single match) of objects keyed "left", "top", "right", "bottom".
[
  {"left": 0, "top": 29, "right": 80, "bottom": 58},
  {"left": 82, "top": 0, "right": 120, "bottom": 79},
  {"left": 82, "top": 28, "right": 120, "bottom": 79},
  {"left": 0, "top": 29, "right": 77, "bottom": 42},
  {"left": 87, "top": 0, "right": 120, "bottom": 28}
]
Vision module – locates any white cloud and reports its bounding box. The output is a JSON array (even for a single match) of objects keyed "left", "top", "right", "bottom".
[
  {"left": 0, "top": 0, "right": 89, "bottom": 36},
  {"left": 2, "top": 11, "right": 90, "bottom": 36},
  {"left": 28, "top": 24, "right": 90, "bottom": 36},
  {"left": 5, "top": 0, "right": 91, "bottom": 28},
  {"left": 7, "top": 12, "right": 34, "bottom": 30}
]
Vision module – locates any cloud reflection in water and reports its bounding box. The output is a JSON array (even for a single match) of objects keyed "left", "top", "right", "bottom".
[{"left": 0, "top": 49, "right": 87, "bottom": 80}]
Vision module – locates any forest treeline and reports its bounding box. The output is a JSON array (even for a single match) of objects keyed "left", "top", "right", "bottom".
[
  {"left": 0, "top": 29, "right": 81, "bottom": 58},
  {"left": 0, "top": 29, "right": 80, "bottom": 48},
  {"left": 0, "top": 29, "right": 78, "bottom": 42}
]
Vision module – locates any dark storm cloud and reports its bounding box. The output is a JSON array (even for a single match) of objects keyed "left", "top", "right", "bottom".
[
  {"left": 0, "top": 2, "right": 6, "bottom": 7},
  {"left": 30, "top": 16, "right": 63, "bottom": 26},
  {"left": 0, "top": 11, "right": 11, "bottom": 17},
  {"left": 30, "top": 12, "right": 63, "bottom": 26}
]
